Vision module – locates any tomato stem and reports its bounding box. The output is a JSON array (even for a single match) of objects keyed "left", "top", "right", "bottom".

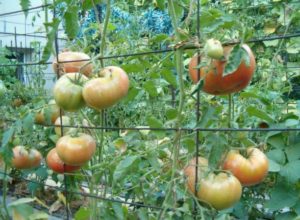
[{"left": 159, "top": 0, "right": 186, "bottom": 218}]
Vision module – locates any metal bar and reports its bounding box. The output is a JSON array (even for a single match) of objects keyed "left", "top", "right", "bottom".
[
  {"left": 0, "top": 31, "right": 67, "bottom": 40},
  {"left": 0, "top": 4, "right": 51, "bottom": 17},
  {"left": 0, "top": 32, "right": 299, "bottom": 68}
]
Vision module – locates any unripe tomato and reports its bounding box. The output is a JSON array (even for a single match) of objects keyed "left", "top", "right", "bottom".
[
  {"left": 204, "top": 38, "right": 224, "bottom": 59},
  {"left": 12, "top": 146, "right": 42, "bottom": 169},
  {"left": 54, "top": 116, "right": 72, "bottom": 137},
  {"left": 46, "top": 148, "right": 80, "bottom": 173},
  {"left": 223, "top": 147, "right": 269, "bottom": 186},
  {"left": 82, "top": 66, "right": 129, "bottom": 110},
  {"left": 189, "top": 44, "right": 256, "bottom": 95},
  {"left": 56, "top": 133, "right": 96, "bottom": 166},
  {"left": 184, "top": 157, "right": 242, "bottom": 210},
  {"left": 35, "top": 100, "right": 62, "bottom": 125},
  {"left": 52, "top": 51, "right": 93, "bottom": 77},
  {"left": 53, "top": 73, "right": 88, "bottom": 112}
]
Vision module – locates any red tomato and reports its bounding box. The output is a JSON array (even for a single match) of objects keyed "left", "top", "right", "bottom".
[
  {"left": 223, "top": 147, "right": 269, "bottom": 186},
  {"left": 189, "top": 44, "right": 256, "bottom": 95},
  {"left": 12, "top": 146, "right": 42, "bottom": 169},
  {"left": 53, "top": 73, "right": 88, "bottom": 112},
  {"left": 46, "top": 148, "right": 80, "bottom": 173},
  {"left": 52, "top": 51, "right": 93, "bottom": 77},
  {"left": 82, "top": 66, "right": 129, "bottom": 110},
  {"left": 185, "top": 157, "right": 242, "bottom": 210},
  {"left": 56, "top": 133, "right": 96, "bottom": 166}
]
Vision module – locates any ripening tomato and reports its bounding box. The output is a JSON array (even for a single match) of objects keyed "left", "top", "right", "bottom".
[
  {"left": 53, "top": 73, "right": 88, "bottom": 112},
  {"left": 82, "top": 66, "right": 129, "bottom": 110},
  {"left": 35, "top": 100, "right": 62, "bottom": 125},
  {"left": 52, "top": 51, "right": 93, "bottom": 77},
  {"left": 56, "top": 133, "right": 96, "bottom": 166},
  {"left": 222, "top": 147, "right": 269, "bottom": 186},
  {"left": 184, "top": 157, "right": 242, "bottom": 210},
  {"left": 12, "top": 146, "right": 42, "bottom": 169},
  {"left": 46, "top": 148, "right": 80, "bottom": 173},
  {"left": 204, "top": 38, "right": 224, "bottom": 59},
  {"left": 189, "top": 44, "right": 256, "bottom": 95}
]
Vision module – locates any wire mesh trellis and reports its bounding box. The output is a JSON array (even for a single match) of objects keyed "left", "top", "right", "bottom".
[{"left": 0, "top": 0, "right": 300, "bottom": 219}]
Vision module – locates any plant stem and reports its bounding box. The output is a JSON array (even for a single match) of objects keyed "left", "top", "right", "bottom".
[
  {"left": 159, "top": 0, "right": 186, "bottom": 219},
  {"left": 2, "top": 164, "right": 10, "bottom": 219},
  {"left": 228, "top": 94, "right": 232, "bottom": 128},
  {"left": 99, "top": 0, "right": 111, "bottom": 68}
]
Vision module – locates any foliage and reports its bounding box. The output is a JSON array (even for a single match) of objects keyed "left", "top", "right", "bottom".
[{"left": 1, "top": 0, "right": 300, "bottom": 219}]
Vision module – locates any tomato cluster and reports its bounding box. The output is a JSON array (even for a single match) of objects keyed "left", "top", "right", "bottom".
[
  {"left": 189, "top": 42, "right": 256, "bottom": 95},
  {"left": 52, "top": 51, "right": 130, "bottom": 112},
  {"left": 184, "top": 147, "right": 269, "bottom": 210}
]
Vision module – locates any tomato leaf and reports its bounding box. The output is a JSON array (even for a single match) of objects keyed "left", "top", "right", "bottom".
[
  {"left": 264, "top": 181, "right": 298, "bottom": 211},
  {"left": 22, "top": 113, "right": 34, "bottom": 132},
  {"left": 19, "top": 0, "right": 31, "bottom": 18},
  {"left": 144, "top": 81, "right": 158, "bottom": 97},
  {"left": 63, "top": 4, "right": 80, "bottom": 40},
  {"left": 268, "top": 159, "right": 281, "bottom": 172},
  {"left": 74, "top": 207, "right": 91, "bottom": 220},
  {"left": 112, "top": 203, "right": 124, "bottom": 220},
  {"left": 266, "top": 149, "right": 286, "bottom": 165},
  {"left": 146, "top": 116, "right": 163, "bottom": 128},
  {"left": 285, "top": 143, "right": 300, "bottom": 161},
  {"left": 41, "top": 18, "right": 60, "bottom": 62},
  {"left": 1, "top": 127, "right": 14, "bottom": 148},
  {"left": 207, "top": 133, "right": 227, "bottom": 168},
  {"left": 82, "top": 0, "right": 103, "bottom": 10},
  {"left": 223, "top": 45, "right": 244, "bottom": 76},
  {"left": 161, "top": 69, "right": 177, "bottom": 87},
  {"left": 113, "top": 155, "right": 139, "bottom": 182},
  {"left": 280, "top": 160, "right": 300, "bottom": 183},
  {"left": 246, "top": 106, "right": 274, "bottom": 123}
]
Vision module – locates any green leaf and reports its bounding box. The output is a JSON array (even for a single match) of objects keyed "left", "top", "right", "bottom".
[
  {"left": 122, "top": 63, "right": 145, "bottom": 73},
  {"left": 223, "top": 45, "right": 244, "bottom": 76},
  {"left": 29, "top": 211, "right": 49, "bottom": 220},
  {"left": 23, "top": 113, "right": 34, "bottom": 132},
  {"left": 41, "top": 18, "right": 60, "bottom": 62},
  {"left": 207, "top": 133, "right": 227, "bottom": 168},
  {"left": 166, "top": 108, "right": 178, "bottom": 120},
  {"left": 146, "top": 116, "right": 163, "bottom": 128},
  {"left": 266, "top": 149, "right": 285, "bottom": 164},
  {"left": 19, "top": 0, "right": 31, "bottom": 17},
  {"left": 112, "top": 203, "right": 124, "bottom": 220},
  {"left": 286, "top": 143, "right": 300, "bottom": 161},
  {"left": 161, "top": 69, "right": 177, "bottom": 87},
  {"left": 82, "top": 0, "right": 103, "bottom": 10},
  {"left": 113, "top": 156, "right": 139, "bottom": 181},
  {"left": 144, "top": 81, "right": 158, "bottom": 97},
  {"left": 267, "top": 135, "right": 285, "bottom": 149},
  {"left": 155, "top": 0, "right": 165, "bottom": 10},
  {"left": 64, "top": 4, "right": 80, "bottom": 40},
  {"left": 264, "top": 181, "right": 298, "bottom": 211},
  {"left": 1, "top": 127, "right": 14, "bottom": 148},
  {"left": 246, "top": 106, "right": 274, "bottom": 123},
  {"left": 74, "top": 207, "right": 91, "bottom": 220},
  {"left": 268, "top": 159, "right": 281, "bottom": 172},
  {"left": 293, "top": 200, "right": 300, "bottom": 215},
  {"left": 280, "top": 160, "right": 300, "bottom": 183},
  {"left": 122, "top": 87, "right": 139, "bottom": 104},
  {"left": 9, "top": 198, "right": 35, "bottom": 207},
  {"left": 181, "top": 137, "right": 195, "bottom": 153}
]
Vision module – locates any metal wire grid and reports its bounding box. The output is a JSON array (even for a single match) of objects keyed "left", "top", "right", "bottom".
[{"left": 0, "top": 1, "right": 299, "bottom": 219}]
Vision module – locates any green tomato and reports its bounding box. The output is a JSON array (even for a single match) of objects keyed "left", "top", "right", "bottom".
[
  {"left": 204, "top": 38, "right": 224, "bottom": 59},
  {"left": 53, "top": 73, "right": 88, "bottom": 112}
]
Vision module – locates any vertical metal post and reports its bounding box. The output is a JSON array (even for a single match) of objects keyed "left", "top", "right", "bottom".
[
  {"left": 194, "top": 0, "right": 201, "bottom": 218},
  {"left": 53, "top": 2, "right": 70, "bottom": 219}
]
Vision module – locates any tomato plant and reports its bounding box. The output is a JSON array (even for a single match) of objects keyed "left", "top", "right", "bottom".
[
  {"left": 223, "top": 147, "right": 269, "bottom": 186},
  {"left": 11, "top": 146, "right": 42, "bottom": 169},
  {"left": 52, "top": 51, "right": 93, "bottom": 77},
  {"left": 82, "top": 66, "right": 130, "bottom": 110},
  {"left": 53, "top": 73, "right": 88, "bottom": 112},
  {"left": 56, "top": 133, "right": 96, "bottom": 166},
  {"left": 189, "top": 44, "right": 256, "bottom": 95},
  {"left": 46, "top": 148, "right": 80, "bottom": 173}
]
